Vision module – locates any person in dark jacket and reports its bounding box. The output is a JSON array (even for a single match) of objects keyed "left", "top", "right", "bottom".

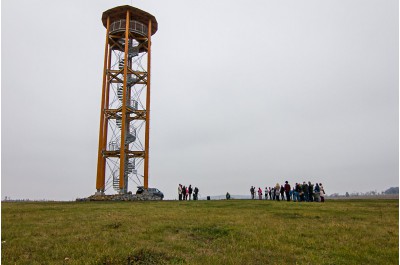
[
  {"left": 182, "top": 186, "right": 186, "bottom": 200},
  {"left": 314, "top": 183, "right": 320, "bottom": 202},
  {"left": 193, "top": 187, "right": 199, "bottom": 200},
  {"left": 280, "top": 185, "right": 285, "bottom": 201},
  {"left": 300, "top": 182, "right": 307, "bottom": 202},
  {"left": 303, "top": 182, "right": 309, "bottom": 202},
  {"left": 308, "top": 182, "right": 314, "bottom": 202},
  {"left": 250, "top": 186, "right": 255, "bottom": 199},
  {"left": 188, "top": 185, "right": 193, "bottom": 200},
  {"left": 294, "top": 183, "right": 301, "bottom": 202}
]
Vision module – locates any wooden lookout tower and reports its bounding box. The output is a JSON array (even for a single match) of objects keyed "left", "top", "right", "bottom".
[{"left": 96, "top": 6, "right": 158, "bottom": 194}]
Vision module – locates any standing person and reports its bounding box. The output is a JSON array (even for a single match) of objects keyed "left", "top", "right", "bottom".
[
  {"left": 300, "top": 182, "right": 307, "bottom": 202},
  {"left": 265, "top": 187, "right": 268, "bottom": 200},
  {"left": 185, "top": 186, "right": 189, "bottom": 200},
  {"left": 284, "top": 181, "right": 291, "bottom": 201},
  {"left": 258, "top": 187, "right": 263, "bottom": 200},
  {"left": 304, "top": 182, "right": 309, "bottom": 202},
  {"left": 193, "top": 187, "right": 199, "bottom": 200},
  {"left": 280, "top": 185, "right": 285, "bottom": 201},
  {"left": 294, "top": 183, "right": 301, "bottom": 202},
  {"left": 308, "top": 182, "right": 314, "bottom": 202},
  {"left": 188, "top": 185, "right": 193, "bottom": 200},
  {"left": 275, "top": 183, "right": 280, "bottom": 201},
  {"left": 178, "top": 184, "right": 183, "bottom": 201},
  {"left": 289, "top": 187, "right": 294, "bottom": 201},
  {"left": 250, "top": 186, "right": 255, "bottom": 199},
  {"left": 319, "top": 183, "right": 325, "bottom": 202},
  {"left": 269, "top": 187, "right": 272, "bottom": 200},
  {"left": 226, "top": 192, "right": 231, "bottom": 200},
  {"left": 314, "top": 183, "right": 320, "bottom": 202},
  {"left": 292, "top": 187, "right": 296, "bottom": 201},
  {"left": 298, "top": 183, "right": 303, "bottom": 202},
  {"left": 182, "top": 186, "right": 186, "bottom": 200}
]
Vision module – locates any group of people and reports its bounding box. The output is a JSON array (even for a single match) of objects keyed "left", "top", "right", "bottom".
[
  {"left": 250, "top": 181, "right": 326, "bottom": 202},
  {"left": 178, "top": 184, "right": 199, "bottom": 200}
]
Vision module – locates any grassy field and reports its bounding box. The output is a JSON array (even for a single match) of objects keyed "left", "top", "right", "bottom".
[{"left": 1, "top": 199, "right": 398, "bottom": 264}]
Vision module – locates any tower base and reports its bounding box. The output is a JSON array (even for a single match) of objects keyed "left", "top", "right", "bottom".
[{"left": 77, "top": 192, "right": 163, "bottom": 202}]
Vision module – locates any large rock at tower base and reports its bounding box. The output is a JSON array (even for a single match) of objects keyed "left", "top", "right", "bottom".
[{"left": 77, "top": 192, "right": 163, "bottom": 202}]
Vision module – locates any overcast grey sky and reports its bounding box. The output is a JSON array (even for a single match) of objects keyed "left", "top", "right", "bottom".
[{"left": 2, "top": 0, "right": 398, "bottom": 200}]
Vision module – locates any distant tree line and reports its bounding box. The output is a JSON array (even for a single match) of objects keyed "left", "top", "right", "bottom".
[
  {"left": 328, "top": 187, "right": 399, "bottom": 198},
  {"left": 384, "top": 187, "right": 399, "bottom": 195}
]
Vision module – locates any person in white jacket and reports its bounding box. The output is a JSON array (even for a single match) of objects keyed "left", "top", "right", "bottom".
[
  {"left": 178, "top": 184, "right": 182, "bottom": 200},
  {"left": 319, "top": 183, "right": 325, "bottom": 202}
]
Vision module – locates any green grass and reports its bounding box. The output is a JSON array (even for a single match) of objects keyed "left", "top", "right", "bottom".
[{"left": 2, "top": 199, "right": 398, "bottom": 264}]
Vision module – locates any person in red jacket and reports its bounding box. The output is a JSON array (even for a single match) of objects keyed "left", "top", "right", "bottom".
[{"left": 284, "top": 181, "right": 291, "bottom": 201}]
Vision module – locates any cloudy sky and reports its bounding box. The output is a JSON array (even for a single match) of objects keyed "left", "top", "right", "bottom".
[{"left": 2, "top": 0, "right": 398, "bottom": 200}]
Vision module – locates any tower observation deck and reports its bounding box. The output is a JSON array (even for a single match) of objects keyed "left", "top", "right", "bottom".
[{"left": 96, "top": 6, "right": 158, "bottom": 194}]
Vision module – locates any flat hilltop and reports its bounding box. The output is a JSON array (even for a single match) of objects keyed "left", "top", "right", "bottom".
[{"left": 2, "top": 199, "right": 398, "bottom": 264}]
